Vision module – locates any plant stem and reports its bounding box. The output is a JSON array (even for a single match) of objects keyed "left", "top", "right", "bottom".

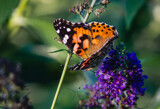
[
  {"left": 80, "top": 14, "right": 84, "bottom": 22},
  {"left": 83, "top": 0, "right": 96, "bottom": 23},
  {"left": 51, "top": 52, "right": 72, "bottom": 109},
  {"left": 51, "top": 0, "right": 97, "bottom": 108}
]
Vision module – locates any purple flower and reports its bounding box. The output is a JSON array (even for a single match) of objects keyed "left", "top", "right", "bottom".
[
  {"left": 0, "top": 58, "right": 33, "bottom": 109},
  {"left": 79, "top": 42, "right": 148, "bottom": 109}
]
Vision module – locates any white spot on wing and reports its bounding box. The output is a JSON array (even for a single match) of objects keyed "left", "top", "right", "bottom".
[
  {"left": 62, "top": 34, "right": 69, "bottom": 44},
  {"left": 67, "top": 28, "right": 71, "bottom": 32},
  {"left": 64, "top": 34, "right": 69, "bottom": 39},
  {"left": 63, "top": 38, "right": 67, "bottom": 44},
  {"left": 56, "top": 29, "right": 60, "bottom": 34}
]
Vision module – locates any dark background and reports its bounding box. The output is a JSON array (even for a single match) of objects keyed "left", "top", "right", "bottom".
[{"left": 0, "top": 0, "right": 160, "bottom": 108}]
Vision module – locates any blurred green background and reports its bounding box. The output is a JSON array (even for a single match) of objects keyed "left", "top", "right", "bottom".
[{"left": 0, "top": 0, "right": 160, "bottom": 109}]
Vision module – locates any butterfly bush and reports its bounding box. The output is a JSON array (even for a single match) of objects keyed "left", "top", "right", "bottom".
[
  {"left": 79, "top": 42, "right": 148, "bottom": 109},
  {"left": 0, "top": 58, "right": 33, "bottom": 109}
]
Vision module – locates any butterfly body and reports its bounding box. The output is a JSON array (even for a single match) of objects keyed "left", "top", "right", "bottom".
[{"left": 53, "top": 18, "right": 118, "bottom": 70}]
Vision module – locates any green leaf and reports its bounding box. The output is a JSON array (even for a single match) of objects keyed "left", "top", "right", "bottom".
[
  {"left": 0, "top": 0, "right": 20, "bottom": 25},
  {"left": 84, "top": 70, "right": 97, "bottom": 85},
  {"left": 125, "top": 0, "right": 145, "bottom": 29}
]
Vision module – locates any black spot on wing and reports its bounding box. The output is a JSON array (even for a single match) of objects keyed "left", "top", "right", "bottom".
[
  {"left": 113, "top": 32, "right": 115, "bottom": 35},
  {"left": 112, "top": 26, "right": 115, "bottom": 30},
  {"left": 80, "top": 34, "right": 89, "bottom": 41},
  {"left": 76, "top": 50, "right": 82, "bottom": 54},
  {"left": 101, "top": 23, "right": 105, "bottom": 25},
  {"left": 91, "top": 23, "right": 96, "bottom": 27},
  {"left": 79, "top": 34, "right": 90, "bottom": 49},
  {"left": 84, "top": 48, "right": 88, "bottom": 51},
  {"left": 95, "top": 35, "right": 100, "bottom": 39}
]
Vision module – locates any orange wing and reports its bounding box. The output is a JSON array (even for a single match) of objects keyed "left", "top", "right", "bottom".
[
  {"left": 71, "top": 26, "right": 92, "bottom": 59},
  {"left": 88, "top": 22, "right": 118, "bottom": 56}
]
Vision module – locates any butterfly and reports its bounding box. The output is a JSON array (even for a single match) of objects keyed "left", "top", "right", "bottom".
[{"left": 53, "top": 18, "right": 118, "bottom": 70}]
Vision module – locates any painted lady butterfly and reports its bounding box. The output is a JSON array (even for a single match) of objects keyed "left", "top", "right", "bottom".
[{"left": 53, "top": 18, "right": 118, "bottom": 70}]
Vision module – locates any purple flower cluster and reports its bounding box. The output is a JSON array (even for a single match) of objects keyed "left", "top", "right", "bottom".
[
  {"left": 79, "top": 43, "right": 148, "bottom": 109},
  {"left": 0, "top": 58, "right": 33, "bottom": 109}
]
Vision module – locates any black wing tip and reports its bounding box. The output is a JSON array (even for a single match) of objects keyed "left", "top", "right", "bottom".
[
  {"left": 53, "top": 18, "right": 67, "bottom": 25},
  {"left": 54, "top": 18, "right": 91, "bottom": 25}
]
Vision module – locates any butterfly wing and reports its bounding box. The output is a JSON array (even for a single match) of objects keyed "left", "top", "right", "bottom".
[
  {"left": 89, "top": 22, "right": 118, "bottom": 55},
  {"left": 54, "top": 18, "right": 92, "bottom": 60},
  {"left": 69, "top": 22, "right": 118, "bottom": 70}
]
